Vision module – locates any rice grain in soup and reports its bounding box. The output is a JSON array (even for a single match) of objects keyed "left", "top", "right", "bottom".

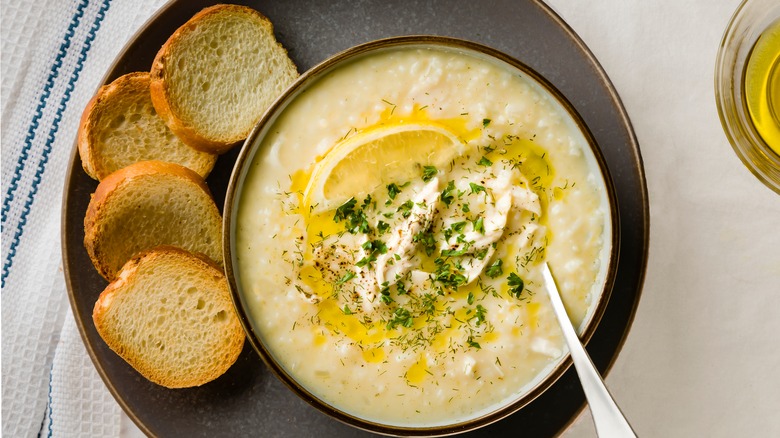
[{"left": 235, "top": 44, "right": 612, "bottom": 427}]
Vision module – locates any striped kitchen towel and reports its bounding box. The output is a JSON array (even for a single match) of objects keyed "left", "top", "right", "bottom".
[{"left": 1, "top": 0, "right": 166, "bottom": 436}]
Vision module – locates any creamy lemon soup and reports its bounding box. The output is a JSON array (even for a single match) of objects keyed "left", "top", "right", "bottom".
[{"left": 235, "top": 45, "right": 611, "bottom": 426}]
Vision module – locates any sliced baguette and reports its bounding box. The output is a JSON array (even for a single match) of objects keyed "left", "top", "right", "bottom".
[
  {"left": 93, "top": 246, "right": 245, "bottom": 388},
  {"left": 84, "top": 160, "right": 223, "bottom": 281},
  {"left": 78, "top": 72, "right": 217, "bottom": 180},
  {"left": 150, "top": 4, "right": 299, "bottom": 154}
]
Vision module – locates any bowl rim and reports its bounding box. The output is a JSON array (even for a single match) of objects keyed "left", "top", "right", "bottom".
[{"left": 223, "top": 35, "right": 621, "bottom": 436}]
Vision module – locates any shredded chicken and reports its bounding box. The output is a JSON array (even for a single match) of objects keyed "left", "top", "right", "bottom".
[{"left": 375, "top": 178, "right": 440, "bottom": 286}]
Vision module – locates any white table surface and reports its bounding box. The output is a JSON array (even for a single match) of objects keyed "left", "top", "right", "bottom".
[
  {"left": 551, "top": 1, "right": 780, "bottom": 436},
  {"left": 2, "top": 0, "right": 778, "bottom": 436}
]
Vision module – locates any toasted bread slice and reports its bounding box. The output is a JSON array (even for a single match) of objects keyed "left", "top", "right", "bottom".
[
  {"left": 93, "top": 246, "right": 245, "bottom": 388},
  {"left": 78, "top": 72, "right": 217, "bottom": 180},
  {"left": 150, "top": 5, "right": 299, "bottom": 154},
  {"left": 84, "top": 160, "right": 222, "bottom": 281}
]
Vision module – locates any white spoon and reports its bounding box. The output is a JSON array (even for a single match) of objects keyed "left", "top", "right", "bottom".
[{"left": 541, "top": 262, "right": 637, "bottom": 437}]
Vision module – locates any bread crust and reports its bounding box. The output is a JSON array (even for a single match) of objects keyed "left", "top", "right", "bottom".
[
  {"left": 84, "top": 160, "right": 216, "bottom": 281},
  {"left": 149, "top": 4, "right": 287, "bottom": 154},
  {"left": 77, "top": 87, "right": 105, "bottom": 179},
  {"left": 79, "top": 72, "right": 147, "bottom": 179},
  {"left": 93, "top": 245, "right": 244, "bottom": 388},
  {"left": 78, "top": 72, "right": 217, "bottom": 179}
]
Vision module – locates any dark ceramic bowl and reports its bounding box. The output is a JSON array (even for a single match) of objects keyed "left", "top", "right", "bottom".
[{"left": 224, "top": 36, "right": 619, "bottom": 436}]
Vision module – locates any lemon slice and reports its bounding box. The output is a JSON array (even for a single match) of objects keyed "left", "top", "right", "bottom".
[{"left": 303, "top": 123, "right": 465, "bottom": 213}]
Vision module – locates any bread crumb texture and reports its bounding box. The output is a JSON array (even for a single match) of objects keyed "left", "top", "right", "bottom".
[
  {"left": 84, "top": 161, "right": 222, "bottom": 280},
  {"left": 81, "top": 73, "right": 216, "bottom": 180},
  {"left": 93, "top": 247, "right": 244, "bottom": 388},
  {"left": 164, "top": 6, "right": 298, "bottom": 144}
]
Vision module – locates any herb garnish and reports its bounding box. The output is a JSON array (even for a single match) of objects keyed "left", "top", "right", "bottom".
[
  {"left": 507, "top": 272, "right": 525, "bottom": 298},
  {"left": 472, "top": 304, "right": 487, "bottom": 327},
  {"left": 477, "top": 156, "right": 493, "bottom": 167},
  {"left": 485, "top": 259, "right": 503, "bottom": 278},
  {"left": 377, "top": 220, "right": 390, "bottom": 235},
  {"left": 469, "top": 182, "right": 486, "bottom": 195},
  {"left": 333, "top": 198, "right": 356, "bottom": 222},
  {"left": 356, "top": 239, "right": 388, "bottom": 268},
  {"left": 397, "top": 200, "right": 414, "bottom": 218},
  {"left": 432, "top": 258, "right": 467, "bottom": 290},
  {"left": 413, "top": 230, "right": 437, "bottom": 256},
  {"left": 440, "top": 180, "right": 456, "bottom": 206},
  {"left": 386, "top": 183, "right": 402, "bottom": 201},
  {"left": 422, "top": 165, "right": 438, "bottom": 182},
  {"left": 387, "top": 307, "right": 414, "bottom": 330},
  {"left": 336, "top": 271, "right": 356, "bottom": 285},
  {"left": 379, "top": 283, "right": 394, "bottom": 304},
  {"left": 472, "top": 216, "right": 485, "bottom": 234},
  {"left": 333, "top": 197, "right": 371, "bottom": 234}
]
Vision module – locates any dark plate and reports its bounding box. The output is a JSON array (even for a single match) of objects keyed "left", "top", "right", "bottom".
[{"left": 61, "top": 1, "right": 648, "bottom": 437}]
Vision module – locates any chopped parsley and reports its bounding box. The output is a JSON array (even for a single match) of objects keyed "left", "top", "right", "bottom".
[
  {"left": 440, "top": 180, "right": 457, "bottom": 206},
  {"left": 333, "top": 198, "right": 357, "bottom": 222},
  {"left": 355, "top": 256, "right": 372, "bottom": 268},
  {"left": 473, "top": 304, "right": 487, "bottom": 327},
  {"left": 413, "top": 230, "right": 437, "bottom": 256},
  {"left": 386, "top": 183, "right": 402, "bottom": 202},
  {"left": 356, "top": 240, "right": 388, "bottom": 268},
  {"left": 421, "top": 293, "right": 438, "bottom": 317},
  {"left": 469, "top": 182, "right": 486, "bottom": 195},
  {"left": 379, "top": 284, "right": 394, "bottom": 304},
  {"left": 485, "top": 259, "right": 503, "bottom": 278},
  {"left": 362, "top": 239, "right": 388, "bottom": 254},
  {"left": 336, "top": 271, "right": 356, "bottom": 285},
  {"left": 397, "top": 200, "right": 414, "bottom": 218},
  {"left": 440, "top": 246, "right": 469, "bottom": 257},
  {"left": 451, "top": 221, "right": 467, "bottom": 233},
  {"left": 477, "top": 156, "right": 493, "bottom": 167},
  {"left": 422, "top": 165, "right": 438, "bottom": 182},
  {"left": 482, "top": 118, "right": 491, "bottom": 128},
  {"left": 333, "top": 197, "right": 371, "bottom": 234},
  {"left": 395, "top": 280, "right": 408, "bottom": 295},
  {"left": 361, "top": 194, "right": 374, "bottom": 210},
  {"left": 432, "top": 258, "right": 467, "bottom": 290},
  {"left": 472, "top": 216, "right": 485, "bottom": 234},
  {"left": 387, "top": 307, "right": 414, "bottom": 330},
  {"left": 507, "top": 272, "right": 525, "bottom": 298}
]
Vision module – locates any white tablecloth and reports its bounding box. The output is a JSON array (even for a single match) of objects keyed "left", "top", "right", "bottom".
[{"left": 2, "top": 0, "right": 779, "bottom": 437}]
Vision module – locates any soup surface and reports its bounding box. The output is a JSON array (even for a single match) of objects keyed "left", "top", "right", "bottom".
[{"left": 235, "top": 45, "right": 610, "bottom": 426}]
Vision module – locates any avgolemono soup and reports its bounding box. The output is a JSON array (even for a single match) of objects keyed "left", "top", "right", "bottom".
[{"left": 235, "top": 44, "right": 612, "bottom": 426}]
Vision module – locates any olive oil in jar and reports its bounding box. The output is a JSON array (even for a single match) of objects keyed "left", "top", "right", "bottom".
[{"left": 744, "top": 18, "right": 780, "bottom": 155}]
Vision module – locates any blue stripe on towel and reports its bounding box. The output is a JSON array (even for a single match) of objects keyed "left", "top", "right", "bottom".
[
  {"left": 1, "top": 0, "right": 89, "bottom": 228},
  {"left": 35, "top": 365, "right": 54, "bottom": 438},
  {"left": 2, "top": 0, "right": 113, "bottom": 289}
]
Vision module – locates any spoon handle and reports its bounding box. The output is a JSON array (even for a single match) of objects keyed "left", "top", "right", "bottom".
[{"left": 542, "top": 263, "right": 637, "bottom": 438}]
